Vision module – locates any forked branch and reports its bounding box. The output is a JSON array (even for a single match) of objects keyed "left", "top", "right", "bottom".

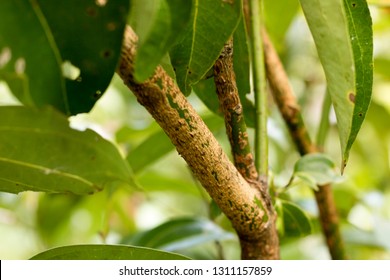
[{"left": 117, "top": 26, "right": 279, "bottom": 260}]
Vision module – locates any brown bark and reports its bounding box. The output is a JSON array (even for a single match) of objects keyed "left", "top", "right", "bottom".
[
  {"left": 262, "top": 29, "right": 347, "bottom": 260},
  {"left": 117, "top": 26, "right": 279, "bottom": 259},
  {"left": 213, "top": 38, "right": 258, "bottom": 183}
]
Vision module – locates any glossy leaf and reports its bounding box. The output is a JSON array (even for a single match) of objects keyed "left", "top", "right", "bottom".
[
  {"left": 280, "top": 200, "right": 312, "bottom": 237},
  {"left": 125, "top": 217, "right": 235, "bottom": 252},
  {"left": 37, "top": 0, "right": 130, "bottom": 115},
  {"left": 130, "top": 0, "right": 192, "bottom": 82},
  {"left": 0, "top": 0, "right": 66, "bottom": 111},
  {"left": 299, "top": 0, "right": 373, "bottom": 170},
  {"left": 293, "top": 153, "right": 342, "bottom": 186},
  {"left": 0, "top": 106, "right": 135, "bottom": 195},
  {"left": 170, "top": 0, "right": 241, "bottom": 95},
  {"left": 30, "top": 244, "right": 190, "bottom": 260}
]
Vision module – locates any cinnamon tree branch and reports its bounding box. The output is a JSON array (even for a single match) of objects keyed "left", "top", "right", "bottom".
[
  {"left": 213, "top": 38, "right": 258, "bottom": 183},
  {"left": 117, "top": 26, "right": 279, "bottom": 260},
  {"left": 262, "top": 29, "right": 347, "bottom": 260}
]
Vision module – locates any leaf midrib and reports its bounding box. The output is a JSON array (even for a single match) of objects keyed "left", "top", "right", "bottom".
[{"left": 0, "top": 156, "right": 97, "bottom": 191}]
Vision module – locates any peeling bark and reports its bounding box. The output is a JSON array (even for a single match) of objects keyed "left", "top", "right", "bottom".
[{"left": 117, "top": 26, "right": 280, "bottom": 260}]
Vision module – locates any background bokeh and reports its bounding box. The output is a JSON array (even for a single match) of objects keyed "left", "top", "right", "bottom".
[{"left": 1, "top": 0, "right": 389, "bottom": 259}]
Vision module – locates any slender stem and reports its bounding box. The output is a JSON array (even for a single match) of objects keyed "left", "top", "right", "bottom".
[
  {"left": 246, "top": 0, "right": 268, "bottom": 180},
  {"left": 316, "top": 91, "right": 332, "bottom": 149}
]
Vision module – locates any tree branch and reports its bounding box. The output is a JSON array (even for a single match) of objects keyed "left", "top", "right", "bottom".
[
  {"left": 117, "top": 26, "right": 279, "bottom": 260},
  {"left": 213, "top": 38, "right": 258, "bottom": 183},
  {"left": 262, "top": 29, "right": 347, "bottom": 259}
]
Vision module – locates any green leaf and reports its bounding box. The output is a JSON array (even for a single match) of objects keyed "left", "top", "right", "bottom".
[
  {"left": 274, "top": 199, "right": 285, "bottom": 236},
  {"left": 299, "top": 0, "right": 373, "bottom": 170},
  {"left": 264, "top": 0, "right": 299, "bottom": 52},
  {"left": 193, "top": 19, "right": 256, "bottom": 127},
  {"left": 125, "top": 217, "right": 234, "bottom": 252},
  {"left": 209, "top": 199, "right": 222, "bottom": 220},
  {"left": 342, "top": 0, "right": 373, "bottom": 169},
  {"left": 0, "top": 106, "right": 135, "bottom": 195},
  {"left": 138, "top": 172, "right": 200, "bottom": 196},
  {"left": 170, "top": 0, "right": 241, "bottom": 95},
  {"left": 290, "top": 172, "right": 319, "bottom": 191},
  {"left": 36, "top": 194, "right": 83, "bottom": 243},
  {"left": 192, "top": 78, "right": 222, "bottom": 118},
  {"left": 127, "top": 129, "right": 175, "bottom": 174},
  {"left": 30, "top": 244, "right": 190, "bottom": 260},
  {"left": 130, "top": 0, "right": 192, "bottom": 82},
  {"left": 333, "top": 185, "right": 358, "bottom": 217},
  {"left": 293, "top": 153, "right": 342, "bottom": 185},
  {"left": 0, "top": 0, "right": 66, "bottom": 111},
  {"left": 280, "top": 200, "right": 312, "bottom": 237},
  {"left": 37, "top": 0, "right": 130, "bottom": 115}
]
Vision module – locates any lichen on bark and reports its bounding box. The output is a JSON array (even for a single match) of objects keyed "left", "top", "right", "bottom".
[{"left": 117, "top": 26, "right": 279, "bottom": 259}]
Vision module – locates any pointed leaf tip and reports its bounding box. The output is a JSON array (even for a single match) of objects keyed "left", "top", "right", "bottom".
[{"left": 299, "top": 0, "right": 373, "bottom": 169}]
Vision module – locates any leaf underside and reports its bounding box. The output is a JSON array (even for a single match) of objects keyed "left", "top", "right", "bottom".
[
  {"left": 0, "top": 106, "right": 134, "bottom": 195},
  {"left": 299, "top": 0, "right": 373, "bottom": 170}
]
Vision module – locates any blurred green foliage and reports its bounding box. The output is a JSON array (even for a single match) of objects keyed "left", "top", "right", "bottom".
[{"left": 0, "top": 1, "right": 389, "bottom": 259}]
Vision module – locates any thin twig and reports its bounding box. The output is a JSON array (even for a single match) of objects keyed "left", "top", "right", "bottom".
[{"left": 213, "top": 38, "right": 259, "bottom": 184}]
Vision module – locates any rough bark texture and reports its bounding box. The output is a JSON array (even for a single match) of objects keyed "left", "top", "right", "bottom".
[
  {"left": 262, "top": 29, "right": 347, "bottom": 260},
  {"left": 117, "top": 26, "right": 279, "bottom": 260},
  {"left": 213, "top": 38, "right": 258, "bottom": 183}
]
